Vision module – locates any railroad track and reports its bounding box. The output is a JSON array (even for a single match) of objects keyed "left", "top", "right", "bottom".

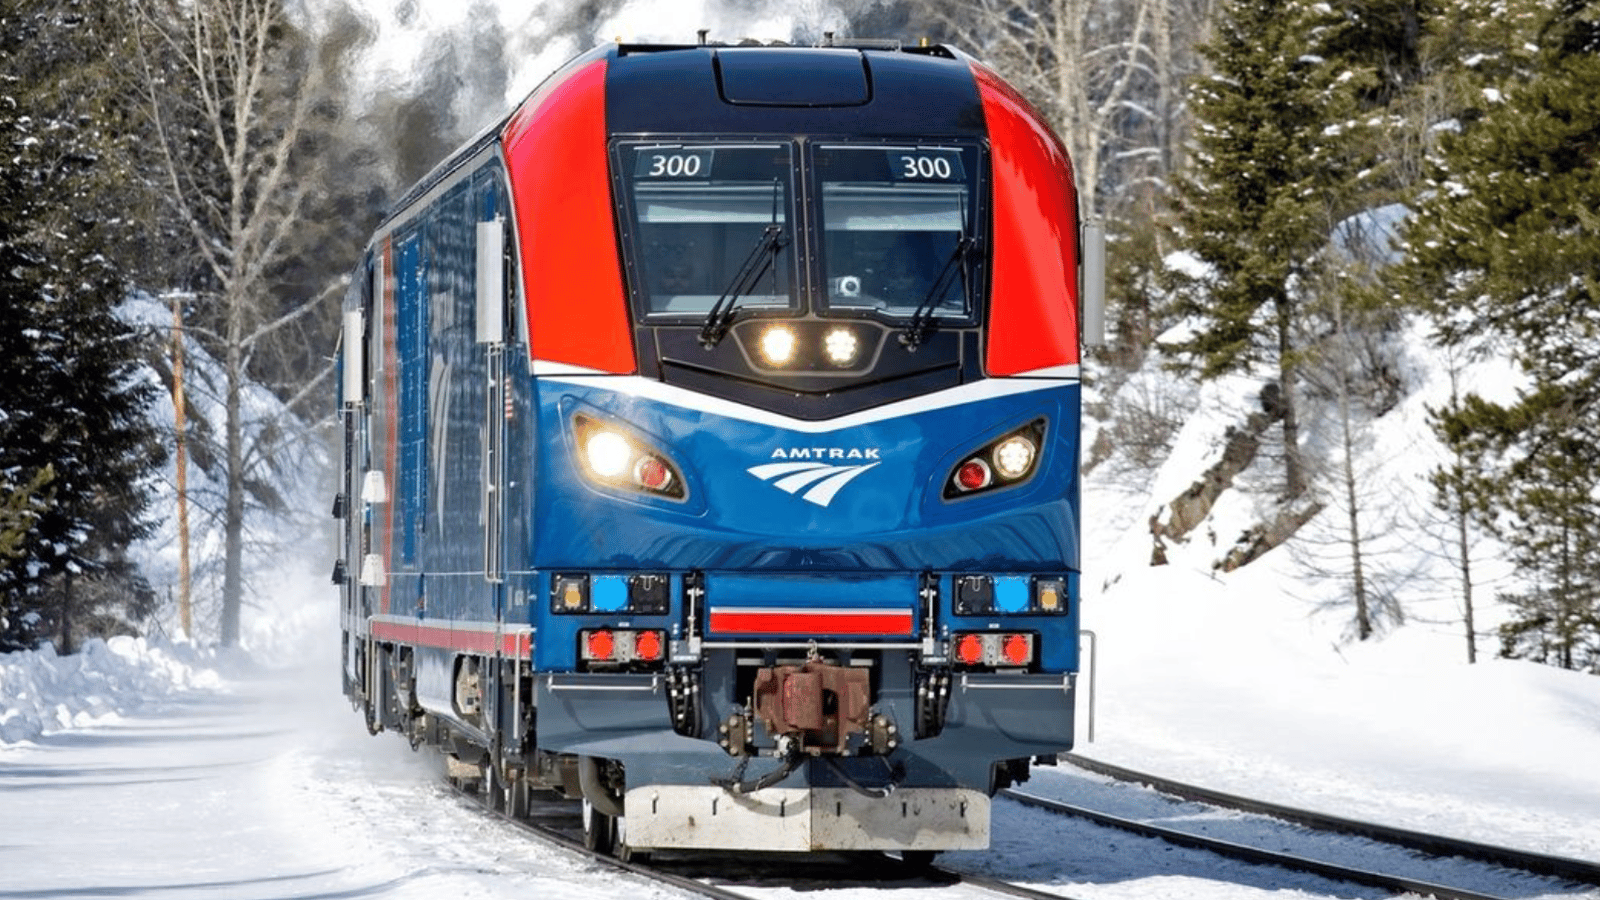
[
  {"left": 435, "top": 754, "right": 1597, "bottom": 900},
  {"left": 981, "top": 754, "right": 1600, "bottom": 900},
  {"left": 441, "top": 771, "right": 1092, "bottom": 900},
  {"left": 1062, "top": 754, "right": 1600, "bottom": 885}
]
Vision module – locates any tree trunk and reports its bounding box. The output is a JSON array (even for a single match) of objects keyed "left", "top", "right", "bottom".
[
  {"left": 1454, "top": 479, "right": 1476, "bottom": 663},
  {"left": 1277, "top": 296, "right": 1305, "bottom": 498},
  {"left": 221, "top": 292, "right": 245, "bottom": 648},
  {"left": 171, "top": 295, "right": 192, "bottom": 639},
  {"left": 59, "top": 570, "right": 74, "bottom": 655},
  {"left": 1339, "top": 363, "right": 1371, "bottom": 640}
]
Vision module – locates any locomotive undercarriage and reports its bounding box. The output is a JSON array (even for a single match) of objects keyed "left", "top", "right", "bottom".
[
  {"left": 545, "top": 641, "right": 1066, "bottom": 854},
  {"left": 349, "top": 629, "right": 1069, "bottom": 856}
]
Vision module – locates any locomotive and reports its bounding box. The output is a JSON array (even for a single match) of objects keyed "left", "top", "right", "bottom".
[{"left": 333, "top": 36, "right": 1104, "bottom": 861}]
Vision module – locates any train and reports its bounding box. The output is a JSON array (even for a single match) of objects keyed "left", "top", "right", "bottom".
[{"left": 333, "top": 35, "right": 1104, "bottom": 862}]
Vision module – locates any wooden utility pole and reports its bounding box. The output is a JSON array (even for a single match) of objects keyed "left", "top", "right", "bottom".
[{"left": 171, "top": 293, "right": 192, "bottom": 638}]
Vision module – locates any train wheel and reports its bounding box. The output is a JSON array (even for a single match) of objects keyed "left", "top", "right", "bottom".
[
  {"left": 485, "top": 760, "right": 507, "bottom": 813},
  {"left": 612, "top": 816, "right": 649, "bottom": 865},
  {"left": 506, "top": 773, "right": 531, "bottom": 819},
  {"left": 581, "top": 799, "right": 615, "bottom": 855}
]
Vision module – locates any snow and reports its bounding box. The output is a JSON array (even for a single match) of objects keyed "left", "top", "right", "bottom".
[
  {"left": 331, "top": 0, "right": 856, "bottom": 139},
  {"left": 1, "top": 567, "right": 680, "bottom": 900},
  {"left": 4, "top": 6, "right": 1599, "bottom": 897},
  {"left": 6, "top": 313, "right": 1600, "bottom": 898},
  {"left": 0, "top": 636, "right": 224, "bottom": 744},
  {"left": 1056, "top": 314, "right": 1600, "bottom": 880}
]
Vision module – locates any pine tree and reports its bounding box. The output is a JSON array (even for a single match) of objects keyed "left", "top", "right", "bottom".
[
  {"left": 0, "top": 0, "right": 166, "bottom": 651},
  {"left": 1164, "top": 0, "right": 1359, "bottom": 499},
  {"left": 1399, "top": 0, "right": 1600, "bottom": 672}
]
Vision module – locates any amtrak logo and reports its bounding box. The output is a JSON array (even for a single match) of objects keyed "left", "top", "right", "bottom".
[{"left": 748, "top": 448, "right": 881, "bottom": 507}]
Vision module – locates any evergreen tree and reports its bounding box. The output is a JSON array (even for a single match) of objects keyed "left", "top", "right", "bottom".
[
  {"left": 1399, "top": 0, "right": 1600, "bottom": 672},
  {"left": 0, "top": 0, "right": 166, "bottom": 651},
  {"left": 1287, "top": 0, "right": 1443, "bottom": 641},
  {"left": 1164, "top": 0, "right": 1358, "bottom": 499}
]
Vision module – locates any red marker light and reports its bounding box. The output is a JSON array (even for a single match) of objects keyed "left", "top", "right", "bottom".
[
  {"left": 955, "top": 634, "right": 985, "bottom": 665},
  {"left": 635, "top": 456, "right": 672, "bottom": 492},
  {"left": 1002, "top": 634, "right": 1031, "bottom": 666},
  {"left": 633, "top": 630, "right": 663, "bottom": 661},
  {"left": 586, "top": 630, "right": 615, "bottom": 661},
  {"left": 955, "top": 459, "right": 991, "bottom": 492}
]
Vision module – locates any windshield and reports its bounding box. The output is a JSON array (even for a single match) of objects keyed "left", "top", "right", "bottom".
[
  {"left": 624, "top": 143, "right": 795, "bottom": 316},
  {"left": 816, "top": 144, "right": 977, "bottom": 319}
]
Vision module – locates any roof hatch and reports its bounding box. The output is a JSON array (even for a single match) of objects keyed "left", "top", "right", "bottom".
[{"left": 714, "top": 48, "right": 871, "bottom": 107}]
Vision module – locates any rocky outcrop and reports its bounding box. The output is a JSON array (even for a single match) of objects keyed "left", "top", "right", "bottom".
[
  {"left": 1149, "top": 384, "right": 1284, "bottom": 565},
  {"left": 1215, "top": 500, "right": 1324, "bottom": 572}
]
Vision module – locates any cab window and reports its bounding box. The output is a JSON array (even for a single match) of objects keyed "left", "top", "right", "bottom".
[
  {"left": 622, "top": 142, "right": 796, "bottom": 317},
  {"left": 815, "top": 144, "right": 978, "bottom": 320}
]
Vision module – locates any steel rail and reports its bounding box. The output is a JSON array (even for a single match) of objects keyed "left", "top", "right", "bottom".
[
  {"left": 440, "top": 772, "right": 1092, "bottom": 900},
  {"left": 1000, "top": 788, "right": 1521, "bottom": 900},
  {"left": 945, "top": 869, "right": 1094, "bottom": 900},
  {"left": 1062, "top": 753, "right": 1600, "bottom": 886},
  {"left": 439, "top": 776, "right": 753, "bottom": 900}
]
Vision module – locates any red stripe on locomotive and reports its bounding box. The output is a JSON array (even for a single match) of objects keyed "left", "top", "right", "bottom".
[
  {"left": 502, "top": 58, "right": 636, "bottom": 375},
  {"left": 369, "top": 618, "right": 531, "bottom": 657},
  {"left": 707, "top": 608, "right": 916, "bottom": 637},
  {"left": 972, "top": 63, "right": 1082, "bottom": 376}
]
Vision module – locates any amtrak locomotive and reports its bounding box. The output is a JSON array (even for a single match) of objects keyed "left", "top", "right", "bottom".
[{"left": 334, "top": 37, "right": 1104, "bottom": 861}]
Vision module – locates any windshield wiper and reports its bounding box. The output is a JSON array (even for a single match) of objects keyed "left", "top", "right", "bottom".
[
  {"left": 699, "top": 223, "right": 788, "bottom": 349},
  {"left": 899, "top": 234, "right": 976, "bottom": 351}
]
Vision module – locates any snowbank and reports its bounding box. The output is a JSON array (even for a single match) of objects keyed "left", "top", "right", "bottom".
[{"left": 0, "top": 637, "right": 228, "bottom": 746}]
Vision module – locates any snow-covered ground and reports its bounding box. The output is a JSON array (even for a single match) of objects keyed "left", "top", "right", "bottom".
[
  {"left": 6, "top": 548, "right": 1599, "bottom": 899},
  {"left": 0, "top": 564, "right": 682, "bottom": 900},
  {"left": 5, "top": 7, "right": 1598, "bottom": 894},
  {"left": 1066, "top": 318, "right": 1600, "bottom": 870},
  {"left": 5, "top": 403, "right": 1599, "bottom": 898}
]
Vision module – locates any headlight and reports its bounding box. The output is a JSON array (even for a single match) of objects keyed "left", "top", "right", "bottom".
[
  {"left": 824, "top": 327, "right": 860, "bottom": 366},
  {"left": 944, "top": 419, "right": 1046, "bottom": 499},
  {"left": 573, "top": 415, "right": 687, "bottom": 500},
  {"left": 760, "top": 325, "right": 796, "bottom": 366},
  {"left": 992, "top": 435, "right": 1036, "bottom": 480},
  {"left": 585, "top": 430, "right": 632, "bottom": 479}
]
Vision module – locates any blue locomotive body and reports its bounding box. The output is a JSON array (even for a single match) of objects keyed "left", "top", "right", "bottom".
[{"left": 335, "top": 38, "right": 1099, "bottom": 857}]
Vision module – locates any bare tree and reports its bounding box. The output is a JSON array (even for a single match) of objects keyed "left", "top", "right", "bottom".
[
  {"left": 1286, "top": 207, "right": 1411, "bottom": 639},
  {"left": 1423, "top": 349, "right": 1496, "bottom": 664},
  {"left": 1304, "top": 293, "right": 1380, "bottom": 638},
  {"left": 922, "top": 0, "right": 1161, "bottom": 215},
  {"left": 133, "top": 0, "right": 338, "bottom": 645}
]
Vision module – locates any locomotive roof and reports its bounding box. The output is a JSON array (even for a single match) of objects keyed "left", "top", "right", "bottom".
[
  {"left": 604, "top": 42, "right": 986, "bottom": 136},
  {"left": 382, "top": 42, "right": 988, "bottom": 226}
]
